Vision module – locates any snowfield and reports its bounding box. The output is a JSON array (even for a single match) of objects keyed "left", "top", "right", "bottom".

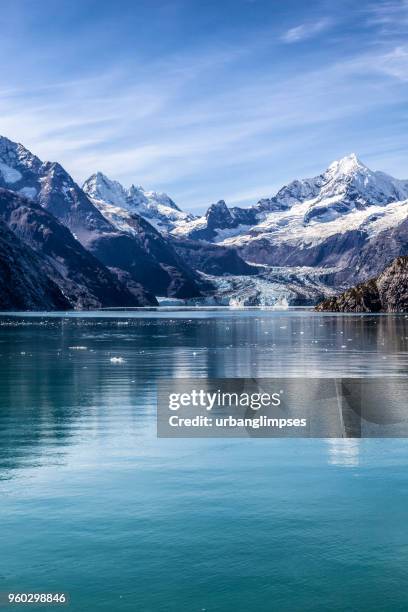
[{"left": 220, "top": 197, "right": 408, "bottom": 250}]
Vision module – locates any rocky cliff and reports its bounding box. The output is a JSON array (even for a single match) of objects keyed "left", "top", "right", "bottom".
[{"left": 316, "top": 256, "right": 408, "bottom": 312}]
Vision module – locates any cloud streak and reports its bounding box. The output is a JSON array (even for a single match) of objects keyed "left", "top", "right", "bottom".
[{"left": 281, "top": 18, "right": 332, "bottom": 44}]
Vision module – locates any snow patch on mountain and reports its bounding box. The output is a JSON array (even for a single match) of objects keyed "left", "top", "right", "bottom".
[
  {"left": 18, "top": 186, "right": 37, "bottom": 199},
  {"left": 85, "top": 198, "right": 136, "bottom": 235},
  {"left": 0, "top": 161, "right": 22, "bottom": 184},
  {"left": 222, "top": 197, "right": 408, "bottom": 251}
]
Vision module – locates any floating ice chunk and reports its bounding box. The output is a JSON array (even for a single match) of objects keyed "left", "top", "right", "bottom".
[
  {"left": 69, "top": 346, "right": 88, "bottom": 350},
  {"left": 110, "top": 356, "right": 125, "bottom": 363}
]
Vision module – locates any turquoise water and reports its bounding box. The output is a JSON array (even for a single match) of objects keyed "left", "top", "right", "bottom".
[{"left": 1, "top": 310, "right": 408, "bottom": 611}]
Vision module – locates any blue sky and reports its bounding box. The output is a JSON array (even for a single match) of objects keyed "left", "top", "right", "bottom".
[{"left": 0, "top": 0, "right": 408, "bottom": 211}]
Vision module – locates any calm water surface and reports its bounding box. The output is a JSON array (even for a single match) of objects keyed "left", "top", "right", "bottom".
[{"left": 1, "top": 309, "right": 408, "bottom": 611}]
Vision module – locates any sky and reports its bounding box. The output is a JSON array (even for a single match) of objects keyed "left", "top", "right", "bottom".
[{"left": 0, "top": 0, "right": 408, "bottom": 212}]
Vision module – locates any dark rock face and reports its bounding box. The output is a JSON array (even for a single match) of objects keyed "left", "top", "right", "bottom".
[
  {"left": 376, "top": 257, "right": 408, "bottom": 311},
  {"left": 186, "top": 200, "right": 257, "bottom": 241},
  {"left": 38, "top": 162, "right": 113, "bottom": 244},
  {"left": 238, "top": 229, "right": 368, "bottom": 270},
  {"left": 334, "top": 218, "right": 408, "bottom": 286},
  {"left": 229, "top": 206, "right": 258, "bottom": 226},
  {"left": 0, "top": 189, "right": 152, "bottom": 308},
  {"left": 0, "top": 217, "right": 70, "bottom": 311},
  {"left": 206, "top": 200, "right": 235, "bottom": 230},
  {"left": 172, "top": 238, "right": 258, "bottom": 277},
  {"left": 92, "top": 214, "right": 204, "bottom": 299},
  {"left": 316, "top": 256, "right": 408, "bottom": 312}
]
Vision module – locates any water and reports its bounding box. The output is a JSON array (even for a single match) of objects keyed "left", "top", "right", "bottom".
[{"left": 1, "top": 310, "right": 408, "bottom": 611}]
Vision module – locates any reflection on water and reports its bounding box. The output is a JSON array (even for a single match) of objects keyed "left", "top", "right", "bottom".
[
  {"left": 1, "top": 310, "right": 408, "bottom": 611},
  {"left": 326, "top": 439, "right": 361, "bottom": 467}
]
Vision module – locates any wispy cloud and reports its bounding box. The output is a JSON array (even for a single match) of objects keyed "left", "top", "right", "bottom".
[
  {"left": 0, "top": 1, "right": 408, "bottom": 211},
  {"left": 1, "top": 39, "right": 407, "bottom": 209},
  {"left": 366, "top": 0, "right": 408, "bottom": 27},
  {"left": 375, "top": 45, "right": 408, "bottom": 81},
  {"left": 281, "top": 18, "right": 332, "bottom": 44}
]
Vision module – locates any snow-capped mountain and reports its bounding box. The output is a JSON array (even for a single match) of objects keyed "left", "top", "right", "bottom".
[
  {"left": 0, "top": 136, "right": 206, "bottom": 301},
  {"left": 1, "top": 135, "right": 408, "bottom": 309},
  {"left": 259, "top": 153, "right": 408, "bottom": 215},
  {"left": 83, "top": 172, "right": 194, "bottom": 233},
  {"left": 0, "top": 136, "right": 113, "bottom": 244},
  {"left": 169, "top": 154, "right": 408, "bottom": 287},
  {"left": 174, "top": 154, "right": 408, "bottom": 241}
]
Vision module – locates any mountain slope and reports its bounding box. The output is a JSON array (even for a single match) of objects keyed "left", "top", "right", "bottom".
[
  {"left": 0, "top": 216, "right": 70, "bottom": 311},
  {"left": 0, "top": 188, "right": 152, "bottom": 308},
  {"left": 171, "top": 237, "right": 259, "bottom": 277},
  {"left": 82, "top": 178, "right": 258, "bottom": 286},
  {"left": 316, "top": 256, "right": 408, "bottom": 312},
  {"left": 90, "top": 213, "right": 207, "bottom": 299}
]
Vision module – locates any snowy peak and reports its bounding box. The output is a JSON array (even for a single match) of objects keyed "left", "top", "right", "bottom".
[
  {"left": 83, "top": 172, "right": 128, "bottom": 207},
  {"left": 318, "top": 153, "right": 408, "bottom": 209},
  {"left": 82, "top": 172, "right": 194, "bottom": 233},
  {"left": 128, "top": 184, "right": 181, "bottom": 213},
  {"left": 0, "top": 136, "right": 42, "bottom": 173},
  {"left": 257, "top": 156, "right": 366, "bottom": 213},
  {"left": 83, "top": 172, "right": 181, "bottom": 213},
  {"left": 326, "top": 153, "right": 365, "bottom": 176},
  {"left": 261, "top": 153, "right": 408, "bottom": 217},
  {"left": 259, "top": 177, "right": 322, "bottom": 211},
  {"left": 0, "top": 136, "right": 42, "bottom": 190},
  {"left": 259, "top": 154, "right": 408, "bottom": 225}
]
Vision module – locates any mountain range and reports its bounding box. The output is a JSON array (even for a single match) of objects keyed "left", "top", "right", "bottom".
[{"left": 1, "top": 135, "right": 408, "bottom": 310}]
